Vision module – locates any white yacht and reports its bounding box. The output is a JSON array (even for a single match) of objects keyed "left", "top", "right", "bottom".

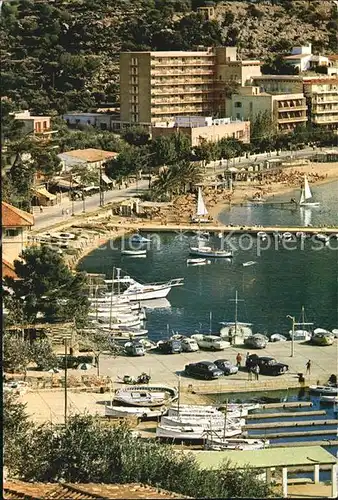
[
  {"left": 156, "top": 425, "right": 242, "bottom": 441},
  {"left": 104, "top": 268, "right": 184, "bottom": 301},
  {"left": 114, "top": 385, "right": 178, "bottom": 407}
]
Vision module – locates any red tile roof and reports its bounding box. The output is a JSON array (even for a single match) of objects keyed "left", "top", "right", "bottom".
[
  {"left": 3, "top": 481, "right": 188, "bottom": 499},
  {"left": 2, "top": 202, "right": 34, "bottom": 227},
  {"left": 2, "top": 259, "right": 17, "bottom": 279}
]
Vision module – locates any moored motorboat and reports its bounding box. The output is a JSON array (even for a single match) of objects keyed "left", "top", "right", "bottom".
[
  {"left": 160, "top": 414, "right": 245, "bottom": 429},
  {"left": 121, "top": 249, "right": 147, "bottom": 256},
  {"left": 309, "top": 385, "right": 338, "bottom": 396},
  {"left": 114, "top": 385, "right": 178, "bottom": 407},
  {"left": 320, "top": 395, "right": 338, "bottom": 404},
  {"left": 104, "top": 268, "right": 184, "bottom": 301},
  {"left": 130, "top": 234, "right": 152, "bottom": 243},
  {"left": 189, "top": 246, "right": 233, "bottom": 258},
  {"left": 242, "top": 261, "right": 257, "bottom": 267},
  {"left": 187, "top": 258, "right": 211, "bottom": 266},
  {"left": 244, "top": 334, "right": 268, "bottom": 349}
]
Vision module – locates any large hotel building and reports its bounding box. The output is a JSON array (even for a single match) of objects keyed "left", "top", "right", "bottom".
[{"left": 119, "top": 47, "right": 261, "bottom": 125}]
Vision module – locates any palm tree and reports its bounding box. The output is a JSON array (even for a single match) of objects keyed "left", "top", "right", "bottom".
[{"left": 151, "top": 161, "right": 202, "bottom": 200}]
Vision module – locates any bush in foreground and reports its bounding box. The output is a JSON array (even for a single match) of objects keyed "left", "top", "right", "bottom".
[{"left": 5, "top": 410, "right": 272, "bottom": 498}]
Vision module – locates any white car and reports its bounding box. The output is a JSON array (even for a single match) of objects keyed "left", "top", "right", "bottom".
[
  {"left": 52, "top": 232, "right": 76, "bottom": 240},
  {"left": 191, "top": 334, "right": 230, "bottom": 351},
  {"left": 181, "top": 338, "right": 199, "bottom": 352}
]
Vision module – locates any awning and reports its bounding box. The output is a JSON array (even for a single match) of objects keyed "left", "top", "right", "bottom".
[
  {"left": 101, "top": 173, "right": 113, "bottom": 184},
  {"left": 54, "top": 179, "right": 81, "bottom": 189},
  {"left": 33, "top": 187, "right": 57, "bottom": 201}
]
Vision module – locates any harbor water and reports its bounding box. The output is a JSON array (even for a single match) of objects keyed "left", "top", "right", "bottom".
[
  {"left": 78, "top": 180, "right": 338, "bottom": 459},
  {"left": 79, "top": 181, "right": 338, "bottom": 339}
]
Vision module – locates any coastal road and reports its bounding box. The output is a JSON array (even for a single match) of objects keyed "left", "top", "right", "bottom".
[{"left": 32, "top": 180, "right": 149, "bottom": 231}]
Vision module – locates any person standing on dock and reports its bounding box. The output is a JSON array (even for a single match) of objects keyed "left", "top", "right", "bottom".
[
  {"left": 306, "top": 360, "right": 311, "bottom": 375},
  {"left": 253, "top": 364, "right": 260, "bottom": 381},
  {"left": 248, "top": 367, "right": 252, "bottom": 381},
  {"left": 236, "top": 353, "right": 242, "bottom": 368}
]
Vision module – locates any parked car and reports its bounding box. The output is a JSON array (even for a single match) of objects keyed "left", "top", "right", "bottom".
[
  {"left": 214, "top": 359, "right": 238, "bottom": 375},
  {"left": 124, "top": 342, "right": 145, "bottom": 356},
  {"left": 157, "top": 339, "right": 182, "bottom": 354},
  {"left": 181, "top": 338, "right": 199, "bottom": 352},
  {"left": 185, "top": 361, "right": 223, "bottom": 380},
  {"left": 246, "top": 355, "right": 288, "bottom": 376}
]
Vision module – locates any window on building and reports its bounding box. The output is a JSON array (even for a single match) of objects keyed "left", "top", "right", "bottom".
[
  {"left": 234, "top": 102, "right": 242, "bottom": 108},
  {"left": 5, "top": 228, "right": 20, "bottom": 237}
]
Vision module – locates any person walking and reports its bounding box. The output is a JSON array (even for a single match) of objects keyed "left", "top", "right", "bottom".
[
  {"left": 65, "top": 208, "right": 69, "bottom": 216},
  {"left": 306, "top": 360, "right": 311, "bottom": 375},
  {"left": 253, "top": 364, "right": 260, "bottom": 381},
  {"left": 236, "top": 353, "right": 242, "bottom": 368},
  {"left": 39, "top": 205, "right": 43, "bottom": 213},
  {"left": 61, "top": 208, "right": 65, "bottom": 216}
]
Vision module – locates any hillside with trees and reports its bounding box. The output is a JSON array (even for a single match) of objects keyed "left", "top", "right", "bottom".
[{"left": 1, "top": 0, "right": 337, "bottom": 115}]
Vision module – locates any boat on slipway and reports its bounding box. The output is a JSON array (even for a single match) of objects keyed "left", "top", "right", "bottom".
[
  {"left": 320, "top": 395, "right": 338, "bottom": 404},
  {"left": 156, "top": 425, "right": 242, "bottom": 441},
  {"left": 204, "top": 437, "right": 269, "bottom": 451},
  {"left": 104, "top": 268, "right": 184, "bottom": 301},
  {"left": 114, "top": 385, "right": 178, "bottom": 407},
  {"left": 160, "top": 415, "right": 245, "bottom": 429},
  {"left": 309, "top": 385, "right": 338, "bottom": 396},
  {"left": 105, "top": 403, "right": 167, "bottom": 419}
]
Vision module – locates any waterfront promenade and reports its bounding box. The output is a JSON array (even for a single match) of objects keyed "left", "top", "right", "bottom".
[{"left": 20, "top": 341, "right": 336, "bottom": 425}]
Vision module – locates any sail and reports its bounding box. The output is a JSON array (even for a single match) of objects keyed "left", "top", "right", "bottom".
[
  {"left": 299, "top": 189, "right": 305, "bottom": 205},
  {"left": 304, "top": 175, "right": 312, "bottom": 200},
  {"left": 196, "top": 187, "right": 208, "bottom": 216}
]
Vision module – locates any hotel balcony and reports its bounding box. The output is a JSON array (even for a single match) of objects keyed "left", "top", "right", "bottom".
[
  {"left": 151, "top": 88, "right": 214, "bottom": 96},
  {"left": 277, "top": 116, "right": 307, "bottom": 124},
  {"left": 151, "top": 69, "right": 214, "bottom": 77},
  {"left": 151, "top": 60, "right": 214, "bottom": 68},
  {"left": 152, "top": 97, "right": 214, "bottom": 105},
  {"left": 312, "top": 107, "right": 338, "bottom": 114},
  {"left": 151, "top": 105, "right": 212, "bottom": 115},
  {"left": 312, "top": 116, "right": 338, "bottom": 124},
  {"left": 278, "top": 106, "right": 308, "bottom": 112},
  {"left": 313, "top": 97, "right": 338, "bottom": 104},
  {"left": 151, "top": 78, "right": 214, "bottom": 86}
]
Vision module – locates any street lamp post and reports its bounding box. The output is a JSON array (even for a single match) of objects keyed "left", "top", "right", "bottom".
[
  {"left": 99, "top": 163, "right": 104, "bottom": 207},
  {"left": 286, "top": 315, "right": 295, "bottom": 357}
]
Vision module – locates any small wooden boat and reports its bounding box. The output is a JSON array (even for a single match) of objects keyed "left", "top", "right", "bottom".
[
  {"left": 309, "top": 385, "right": 338, "bottom": 396},
  {"left": 156, "top": 425, "right": 242, "bottom": 441},
  {"left": 187, "top": 258, "right": 210, "bottom": 265},
  {"left": 130, "top": 234, "right": 151, "bottom": 243},
  {"left": 114, "top": 385, "right": 178, "bottom": 407},
  {"left": 121, "top": 249, "right": 147, "bottom": 256},
  {"left": 105, "top": 403, "right": 168, "bottom": 419},
  {"left": 204, "top": 437, "right": 269, "bottom": 451},
  {"left": 242, "top": 261, "right": 257, "bottom": 267},
  {"left": 320, "top": 395, "right": 338, "bottom": 404}
]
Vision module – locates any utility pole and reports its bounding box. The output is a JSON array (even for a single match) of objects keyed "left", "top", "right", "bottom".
[
  {"left": 70, "top": 174, "right": 75, "bottom": 216},
  {"left": 99, "top": 163, "right": 104, "bottom": 207},
  {"left": 286, "top": 315, "right": 295, "bottom": 358},
  {"left": 64, "top": 338, "right": 68, "bottom": 426},
  {"left": 82, "top": 188, "right": 86, "bottom": 213}
]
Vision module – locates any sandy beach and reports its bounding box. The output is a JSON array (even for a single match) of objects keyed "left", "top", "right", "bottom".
[{"left": 208, "top": 161, "right": 338, "bottom": 221}]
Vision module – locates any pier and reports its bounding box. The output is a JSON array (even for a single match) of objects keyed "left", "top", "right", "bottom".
[
  {"left": 247, "top": 410, "right": 326, "bottom": 419},
  {"left": 245, "top": 419, "right": 338, "bottom": 430},
  {"left": 252, "top": 429, "right": 337, "bottom": 439},
  {"left": 111, "top": 222, "right": 338, "bottom": 235}
]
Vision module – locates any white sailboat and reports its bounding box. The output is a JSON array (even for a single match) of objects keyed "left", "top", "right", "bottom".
[
  {"left": 299, "top": 175, "right": 320, "bottom": 207},
  {"left": 191, "top": 187, "right": 210, "bottom": 223},
  {"left": 190, "top": 188, "right": 233, "bottom": 258},
  {"left": 219, "top": 291, "right": 253, "bottom": 345}
]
